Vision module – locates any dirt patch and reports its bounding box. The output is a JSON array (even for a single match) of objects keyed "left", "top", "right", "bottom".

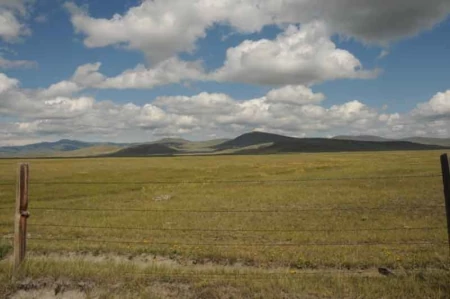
[
  {"left": 12, "top": 289, "right": 86, "bottom": 299},
  {"left": 29, "top": 251, "right": 181, "bottom": 269},
  {"left": 11, "top": 278, "right": 96, "bottom": 299},
  {"left": 22, "top": 252, "right": 391, "bottom": 278},
  {"left": 144, "top": 282, "right": 192, "bottom": 299}
]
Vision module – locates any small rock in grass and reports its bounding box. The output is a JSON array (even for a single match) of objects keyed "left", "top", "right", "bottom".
[
  {"left": 378, "top": 267, "right": 396, "bottom": 276},
  {"left": 153, "top": 194, "right": 172, "bottom": 201}
]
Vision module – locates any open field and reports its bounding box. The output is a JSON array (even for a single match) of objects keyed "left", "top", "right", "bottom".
[{"left": 0, "top": 151, "right": 449, "bottom": 298}]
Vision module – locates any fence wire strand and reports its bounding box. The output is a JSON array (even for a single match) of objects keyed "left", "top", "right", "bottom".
[
  {"left": 0, "top": 204, "right": 446, "bottom": 213},
  {"left": 26, "top": 205, "right": 445, "bottom": 213},
  {"left": 0, "top": 173, "right": 442, "bottom": 187},
  {"left": 1, "top": 171, "right": 448, "bottom": 258},
  {"left": 27, "top": 237, "right": 447, "bottom": 247},
  {"left": 21, "top": 223, "right": 447, "bottom": 233}
]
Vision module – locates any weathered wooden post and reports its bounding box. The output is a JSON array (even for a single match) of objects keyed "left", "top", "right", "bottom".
[
  {"left": 440, "top": 154, "right": 450, "bottom": 254},
  {"left": 14, "top": 163, "right": 29, "bottom": 271}
]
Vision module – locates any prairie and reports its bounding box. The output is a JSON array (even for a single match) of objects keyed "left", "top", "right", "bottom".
[{"left": 0, "top": 150, "right": 449, "bottom": 298}]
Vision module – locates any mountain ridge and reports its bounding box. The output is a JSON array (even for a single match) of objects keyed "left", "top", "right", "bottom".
[
  {"left": 333, "top": 135, "right": 450, "bottom": 147},
  {"left": 1, "top": 132, "right": 449, "bottom": 157}
]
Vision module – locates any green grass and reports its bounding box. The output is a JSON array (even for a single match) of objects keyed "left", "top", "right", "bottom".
[
  {"left": 0, "top": 240, "right": 11, "bottom": 260},
  {"left": 0, "top": 150, "right": 449, "bottom": 298},
  {"left": 1, "top": 258, "right": 448, "bottom": 299}
]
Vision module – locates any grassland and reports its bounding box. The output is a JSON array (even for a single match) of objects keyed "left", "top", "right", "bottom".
[{"left": 0, "top": 150, "right": 449, "bottom": 298}]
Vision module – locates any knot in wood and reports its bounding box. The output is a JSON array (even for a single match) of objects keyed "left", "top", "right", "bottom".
[{"left": 20, "top": 210, "right": 30, "bottom": 218}]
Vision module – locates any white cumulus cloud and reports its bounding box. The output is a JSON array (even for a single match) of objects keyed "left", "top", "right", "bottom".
[
  {"left": 2, "top": 70, "right": 450, "bottom": 144},
  {"left": 99, "top": 57, "right": 205, "bottom": 89},
  {"left": 413, "top": 90, "right": 450, "bottom": 117},
  {"left": 213, "top": 23, "right": 379, "bottom": 86},
  {"left": 65, "top": 0, "right": 450, "bottom": 63},
  {"left": 0, "top": 72, "right": 18, "bottom": 92},
  {"left": 0, "top": 0, "right": 33, "bottom": 42}
]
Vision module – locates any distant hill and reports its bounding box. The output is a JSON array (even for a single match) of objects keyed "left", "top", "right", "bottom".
[
  {"left": 0, "top": 137, "right": 228, "bottom": 158},
  {"left": 333, "top": 135, "right": 392, "bottom": 142},
  {"left": 57, "top": 145, "right": 124, "bottom": 157},
  {"left": 1, "top": 132, "right": 448, "bottom": 158},
  {"left": 214, "top": 132, "right": 448, "bottom": 155},
  {"left": 333, "top": 135, "right": 450, "bottom": 147},
  {"left": 106, "top": 138, "right": 230, "bottom": 157},
  {"left": 0, "top": 139, "right": 96, "bottom": 156},
  {"left": 133, "top": 138, "right": 229, "bottom": 154},
  {"left": 215, "top": 131, "right": 295, "bottom": 150},
  {"left": 401, "top": 137, "right": 450, "bottom": 147},
  {"left": 107, "top": 144, "right": 179, "bottom": 157},
  {"left": 237, "top": 138, "right": 445, "bottom": 154},
  {"left": 0, "top": 139, "right": 130, "bottom": 157},
  {"left": 180, "top": 139, "right": 230, "bottom": 151},
  {"left": 147, "top": 138, "right": 190, "bottom": 147}
]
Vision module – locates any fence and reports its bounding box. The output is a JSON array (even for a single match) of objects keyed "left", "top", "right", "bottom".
[{"left": 2, "top": 154, "right": 450, "bottom": 279}]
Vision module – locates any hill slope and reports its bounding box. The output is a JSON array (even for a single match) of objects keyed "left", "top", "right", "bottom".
[
  {"left": 2, "top": 132, "right": 448, "bottom": 158},
  {"left": 401, "top": 137, "right": 450, "bottom": 147},
  {"left": 215, "top": 131, "right": 295, "bottom": 150},
  {"left": 333, "top": 135, "right": 450, "bottom": 147},
  {"left": 333, "top": 135, "right": 392, "bottom": 142},
  {"left": 107, "top": 144, "right": 179, "bottom": 157},
  {"left": 237, "top": 138, "right": 446, "bottom": 154},
  {"left": 0, "top": 139, "right": 96, "bottom": 156},
  {"left": 0, "top": 139, "right": 131, "bottom": 157}
]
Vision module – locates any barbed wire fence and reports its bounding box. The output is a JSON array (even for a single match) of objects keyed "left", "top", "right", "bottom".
[{"left": 0, "top": 156, "right": 449, "bottom": 280}]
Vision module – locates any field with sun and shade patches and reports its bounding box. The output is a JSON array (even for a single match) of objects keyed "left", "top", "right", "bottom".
[{"left": 0, "top": 151, "right": 449, "bottom": 298}]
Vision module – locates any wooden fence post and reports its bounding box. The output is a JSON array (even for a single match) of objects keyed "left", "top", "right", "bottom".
[
  {"left": 440, "top": 154, "right": 450, "bottom": 254},
  {"left": 14, "top": 163, "right": 29, "bottom": 271}
]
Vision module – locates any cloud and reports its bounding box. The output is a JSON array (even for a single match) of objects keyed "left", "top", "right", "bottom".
[
  {"left": 34, "top": 14, "right": 47, "bottom": 23},
  {"left": 2, "top": 70, "right": 450, "bottom": 144},
  {"left": 65, "top": 0, "right": 450, "bottom": 63},
  {"left": 154, "top": 92, "right": 237, "bottom": 115},
  {"left": 98, "top": 57, "right": 205, "bottom": 89},
  {"left": 276, "top": 0, "right": 450, "bottom": 44},
  {"left": 0, "top": 72, "right": 92, "bottom": 119},
  {"left": 371, "top": 91, "right": 450, "bottom": 137},
  {"left": 71, "top": 62, "right": 105, "bottom": 87},
  {"left": 213, "top": 23, "right": 379, "bottom": 86},
  {"left": 1, "top": 71, "right": 377, "bottom": 141},
  {"left": 377, "top": 50, "right": 390, "bottom": 60},
  {"left": 0, "top": 0, "right": 33, "bottom": 15},
  {"left": 413, "top": 90, "right": 450, "bottom": 118},
  {"left": 0, "top": 55, "right": 37, "bottom": 69},
  {"left": 153, "top": 85, "right": 380, "bottom": 135},
  {"left": 0, "top": 0, "right": 33, "bottom": 42},
  {"left": 65, "top": 58, "right": 205, "bottom": 90},
  {"left": 266, "top": 85, "right": 325, "bottom": 105},
  {"left": 38, "top": 81, "right": 82, "bottom": 98},
  {"left": 64, "top": 1, "right": 214, "bottom": 63},
  {"left": 67, "top": 34, "right": 374, "bottom": 89},
  {"left": 0, "top": 72, "right": 18, "bottom": 94},
  {"left": 0, "top": 9, "right": 26, "bottom": 41}
]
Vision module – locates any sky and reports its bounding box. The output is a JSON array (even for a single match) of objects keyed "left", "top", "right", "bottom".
[{"left": 0, "top": 0, "right": 450, "bottom": 146}]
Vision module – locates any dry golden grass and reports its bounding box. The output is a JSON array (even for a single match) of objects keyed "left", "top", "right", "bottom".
[{"left": 0, "top": 150, "right": 449, "bottom": 298}]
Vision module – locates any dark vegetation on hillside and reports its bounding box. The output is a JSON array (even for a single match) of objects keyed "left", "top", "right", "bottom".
[
  {"left": 0, "top": 139, "right": 129, "bottom": 156},
  {"left": 0, "top": 139, "right": 93, "bottom": 154},
  {"left": 215, "top": 131, "right": 296, "bottom": 150},
  {"left": 334, "top": 135, "right": 450, "bottom": 147},
  {"left": 107, "top": 143, "right": 179, "bottom": 157},
  {"left": 236, "top": 138, "right": 445, "bottom": 154},
  {"left": 1, "top": 131, "right": 449, "bottom": 157}
]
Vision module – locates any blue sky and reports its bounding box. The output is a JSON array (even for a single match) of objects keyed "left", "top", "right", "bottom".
[{"left": 0, "top": 0, "right": 450, "bottom": 145}]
